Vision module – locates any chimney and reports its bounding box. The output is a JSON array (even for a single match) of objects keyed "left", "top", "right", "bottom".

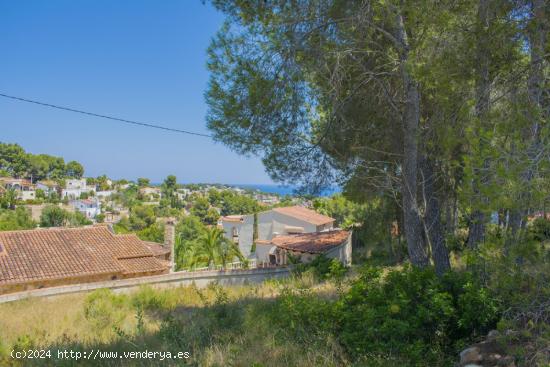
[{"left": 164, "top": 217, "right": 176, "bottom": 272}]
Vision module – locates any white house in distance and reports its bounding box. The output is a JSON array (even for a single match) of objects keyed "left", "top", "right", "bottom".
[
  {"left": 36, "top": 180, "right": 60, "bottom": 196},
  {"left": 62, "top": 179, "right": 95, "bottom": 199},
  {"left": 0, "top": 178, "right": 36, "bottom": 201},
  {"left": 139, "top": 186, "right": 162, "bottom": 200},
  {"left": 70, "top": 198, "right": 101, "bottom": 219},
  {"left": 220, "top": 205, "right": 351, "bottom": 266},
  {"left": 95, "top": 190, "right": 114, "bottom": 200}
]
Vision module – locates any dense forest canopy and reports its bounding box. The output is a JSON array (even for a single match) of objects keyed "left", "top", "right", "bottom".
[{"left": 0, "top": 142, "right": 84, "bottom": 180}]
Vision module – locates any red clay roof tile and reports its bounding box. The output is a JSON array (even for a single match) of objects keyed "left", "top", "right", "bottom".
[
  {"left": 270, "top": 230, "right": 349, "bottom": 254},
  {"left": 0, "top": 226, "right": 168, "bottom": 287},
  {"left": 272, "top": 206, "right": 335, "bottom": 226}
]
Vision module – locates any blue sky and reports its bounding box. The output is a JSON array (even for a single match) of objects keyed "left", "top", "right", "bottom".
[{"left": 0, "top": 0, "right": 273, "bottom": 184}]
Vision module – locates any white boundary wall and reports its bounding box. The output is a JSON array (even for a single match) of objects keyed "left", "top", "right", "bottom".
[{"left": 0, "top": 267, "right": 291, "bottom": 304}]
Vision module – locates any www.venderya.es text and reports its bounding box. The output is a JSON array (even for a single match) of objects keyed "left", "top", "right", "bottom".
[{"left": 11, "top": 349, "right": 190, "bottom": 361}]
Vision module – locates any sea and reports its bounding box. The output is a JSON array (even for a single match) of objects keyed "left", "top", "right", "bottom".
[
  {"left": 153, "top": 182, "right": 341, "bottom": 197},
  {"left": 230, "top": 184, "right": 340, "bottom": 197}
]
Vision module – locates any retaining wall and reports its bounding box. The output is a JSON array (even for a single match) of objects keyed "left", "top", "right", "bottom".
[{"left": 0, "top": 267, "right": 291, "bottom": 304}]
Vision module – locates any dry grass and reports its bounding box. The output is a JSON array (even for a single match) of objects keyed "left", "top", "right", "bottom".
[
  {"left": 0, "top": 273, "right": 351, "bottom": 366},
  {"left": 0, "top": 272, "right": 332, "bottom": 350}
]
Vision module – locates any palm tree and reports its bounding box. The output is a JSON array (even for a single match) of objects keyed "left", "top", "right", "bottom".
[
  {"left": 1, "top": 188, "right": 18, "bottom": 210},
  {"left": 218, "top": 235, "right": 245, "bottom": 268},
  {"left": 185, "top": 227, "right": 244, "bottom": 270}
]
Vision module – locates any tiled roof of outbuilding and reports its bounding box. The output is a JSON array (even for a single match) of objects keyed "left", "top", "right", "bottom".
[
  {"left": 270, "top": 230, "right": 349, "bottom": 254},
  {"left": 272, "top": 206, "right": 335, "bottom": 226},
  {"left": 143, "top": 241, "right": 171, "bottom": 257},
  {"left": 0, "top": 226, "right": 168, "bottom": 287}
]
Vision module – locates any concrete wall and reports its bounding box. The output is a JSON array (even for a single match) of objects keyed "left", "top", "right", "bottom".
[
  {"left": 0, "top": 267, "right": 168, "bottom": 295},
  {"left": 23, "top": 204, "right": 74, "bottom": 221},
  {"left": 325, "top": 233, "right": 353, "bottom": 266},
  {"left": 0, "top": 267, "right": 291, "bottom": 304},
  {"left": 255, "top": 243, "right": 273, "bottom": 264},
  {"left": 66, "top": 179, "right": 87, "bottom": 189},
  {"left": 19, "top": 190, "right": 36, "bottom": 201}
]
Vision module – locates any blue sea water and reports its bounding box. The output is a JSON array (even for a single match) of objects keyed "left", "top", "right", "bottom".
[
  {"left": 153, "top": 182, "right": 340, "bottom": 197},
  {"left": 231, "top": 184, "right": 340, "bottom": 197}
]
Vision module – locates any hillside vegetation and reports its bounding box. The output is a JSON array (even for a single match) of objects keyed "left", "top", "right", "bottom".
[{"left": 0, "top": 244, "right": 548, "bottom": 367}]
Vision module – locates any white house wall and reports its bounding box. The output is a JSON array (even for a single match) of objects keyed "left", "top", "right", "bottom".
[
  {"left": 222, "top": 209, "right": 335, "bottom": 260},
  {"left": 255, "top": 243, "right": 273, "bottom": 264},
  {"left": 221, "top": 216, "right": 255, "bottom": 257},
  {"left": 324, "top": 233, "right": 352, "bottom": 266}
]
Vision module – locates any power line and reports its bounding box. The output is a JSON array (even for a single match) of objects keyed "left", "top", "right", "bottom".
[{"left": 0, "top": 92, "right": 213, "bottom": 138}]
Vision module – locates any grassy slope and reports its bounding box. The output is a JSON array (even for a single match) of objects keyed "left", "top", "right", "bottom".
[{"left": 0, "top": 274, "right": 346, "bottom": 367}]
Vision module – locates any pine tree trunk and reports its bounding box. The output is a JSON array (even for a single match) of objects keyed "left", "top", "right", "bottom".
[
  {"left": 467, "top": 0, "right": 491, "bottom": 249},
  {"left": 422, "top": 157, "right": 451, "bottom": 275},
  {"left": 421, "top": 156, "right": 451, "bottom": 275},
  {"left": 523, "top": 0, "right": 548, "bottom": 212},
  {"left": 396, "top": 12, "right": 429, "bottom": 267}
]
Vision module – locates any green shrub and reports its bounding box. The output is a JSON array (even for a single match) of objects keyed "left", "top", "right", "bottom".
[
  {"left": 528, "top": 217, "right": 550, "bottom": 241},
  {"left": 265, "top": 265, "right": 500, "bottom": 365},
  {"left": 83, "top": 289, "right": 128, "bottom": 331},
  {"left": 272, "top": 287, "right": 336, "bottom": 341},
  {"left": 0, "top": 207, "right": 36, "bottom": 230},
  {"left": 336, "top": 265, "right": 500, "bottom": 365},
  {"left": 131, "top": 285, "right": 170, "bottom": 311},
  {"left": 293, "top": 255, "right": 348, "bottom": 281}
]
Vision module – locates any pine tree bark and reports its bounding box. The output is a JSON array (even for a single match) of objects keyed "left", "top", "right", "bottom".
[
  {"left": 421, "top": 156, "right": 451, "bottom": 275},
  {"left": 510, "top": 0, "right": 548, "bottom": 241},
  {"left": 467, "top": 0, "right": 491, "bottom": 249},
  {"left": 524, "top": 0, "right": 548, "bottom": 202},
  {"left": 396, "top": 12, "right": 429, "bottom": 267}
]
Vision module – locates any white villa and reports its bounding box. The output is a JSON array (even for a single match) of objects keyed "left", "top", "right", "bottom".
[
  {"left": 70, "top": 198, "right": 101, "bottom": 219},
  {"left": 220, "top": 206, "right": 351, "bottom": 266},
  {"left": 62, "top": 179, "right": 95, "bottom": 199},
  {"left": 139, "top": 186, "right": 162, "bottom": 200},
  {"left": 95, "top": 190, "right": 114, "bottom": 199},
  {"left": 0, "top": 178, "right": 36, "bottom": 201},
  {"left": 36, "top": 180, "right": 60, "bottom": 195},
  {"left": 176, "top": 188, "right": 191, "bottom": 200}
]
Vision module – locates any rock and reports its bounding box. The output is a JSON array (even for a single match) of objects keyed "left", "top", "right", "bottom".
[
  {"left": 487, "top": 330, "right": 500, "bottom": 340},
  {"left": 486, "top": 353, "right": 502, "bottom": 364},
  {"left": 460, "top": 346, "right": 483, "bottom": 365}
]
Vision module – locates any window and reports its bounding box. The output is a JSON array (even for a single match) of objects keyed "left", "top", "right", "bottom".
[{"left": 231, "top": 227, "right": 239, "bottom": 243}]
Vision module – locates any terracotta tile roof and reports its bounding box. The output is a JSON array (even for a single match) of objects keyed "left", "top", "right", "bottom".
[
  {"left": 272, "top": 206, "right": 335, "bottom": 226},
  {"left": 118, "top": 257, "right": 168, "bottom": 274},
  {"left": 0, "top": 226, "right": 168, "bottom": 287},
  {"left": 0, "top": 178, "right": 34, "bottom": 188},
  {"left": 143, "top": 241, "right": 171, "bottom": 257},
  {"left": 221, "top": 215, "right": 244, "bottom": 223},
  {"left": 78, "top": 199, "right": 96, "bottom": 205},
  {"left": 271, "top": 230, "right": 349, "bottom": 254}
]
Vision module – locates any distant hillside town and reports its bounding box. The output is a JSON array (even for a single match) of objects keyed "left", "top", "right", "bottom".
[{"left": 0, "top": 142, "right": 356, "bottom": 295}]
